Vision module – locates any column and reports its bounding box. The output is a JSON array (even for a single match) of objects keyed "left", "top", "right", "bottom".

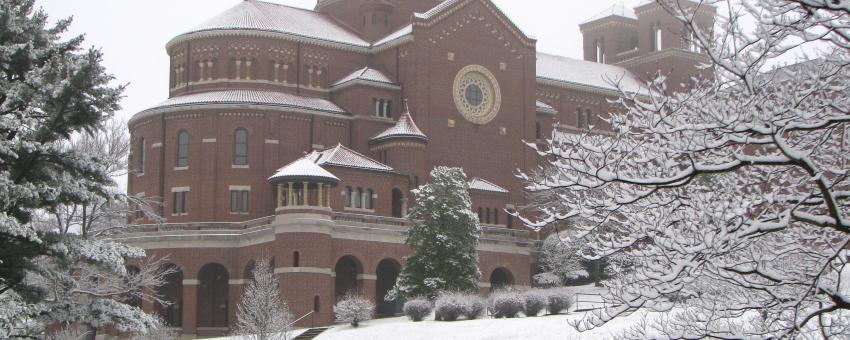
[
  {"left": 282, "top": 63, "right": 289, "bottom": 83},
  {"left": 302, "top": 182, "right": 309, "bottom": 206},
  {"left": 277, "top": 184, "right": 284, "bottom": 208},
  {"left": 197, "top": 61, "right": 205, "bottom": 82},
  {"left": 182, "top": 280, "right": 198, "bottom": 336},
  {"left": 274, "top": 62, "right": 280, "bottom": 82},
  {"left": 235, "top": 59, "right": 242, "bottom": 80},
  {"left": 308, "top": 66, "right": 314, "bottom": 87},
  {"left": 288, "top": 182, "right": 294, "bottom": 207},
  {"left": 316, "top": 68, "right": 323, "bottom": 88},
  {"left": 326, "top": 186, "right": 331, "bottom": 207},
  {"left": 317, "top": 183, "right": 323, "bottom": 207},
  {"left": 206, "top": 60, "right": 214, "bottom": 81},
  {"left": 245, "top": 60, "right": 252, "bottom": 80}
]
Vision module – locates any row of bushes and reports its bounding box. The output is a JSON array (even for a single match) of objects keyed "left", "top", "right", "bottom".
[{"left": 402, "top": 288, "right": 574, "bottom": 322}]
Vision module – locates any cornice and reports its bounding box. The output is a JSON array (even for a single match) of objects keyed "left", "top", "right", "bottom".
[
  {"left": 166, "top": 29, "right": 414, "bottom": 55},
  {"left": 330, "top": 79, "right": 402, "bottom": 92},
  {"left": 129, "top": 103, "right": 351, "bottom": 126}
]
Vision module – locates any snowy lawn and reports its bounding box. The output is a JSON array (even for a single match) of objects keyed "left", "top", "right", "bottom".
[
  {"left": 207, "top": 328, "right": 308, "bottom": 340},
  {"left": 315, "top": 310, "right": 657, "bottom": 340}
]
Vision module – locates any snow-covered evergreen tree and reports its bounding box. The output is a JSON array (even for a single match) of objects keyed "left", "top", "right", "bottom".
[
  {"left": 522, "top": 0, "right": 850, "bottom": 338},
  {"left": 236, "top": 257, "right": 292, "bottom": 340},
  {"left": 0, "top": 1, "right": 168, "bottom": 337},
  {"left": 390, "top": 167, "right": 481, "bottom": 299}
]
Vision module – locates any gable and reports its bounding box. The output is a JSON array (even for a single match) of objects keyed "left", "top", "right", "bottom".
[{"left": 413, "top": 0, "right": 535, "bottom": 53}]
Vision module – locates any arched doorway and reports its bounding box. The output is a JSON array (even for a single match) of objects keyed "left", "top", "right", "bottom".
[
  {"left": 391, "top": 189, "right": 404, "bottom": 218},
  {"left": 489, "top": 267, "right": 514, "bottom": 291},
  {"left": 334, "top": 255, "right": 362, "bottom": 300},
  {"left": 155, "top": 264, "right": 183, "bottom": 327},
  {"left": 375, "top": 259, "right": 402, "bottom": 317},
  {"left": 197, "top": 263, "right": 229, "bottom": 328}
]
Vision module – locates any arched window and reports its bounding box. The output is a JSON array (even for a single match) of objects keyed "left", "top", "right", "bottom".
[
  {"left": 293, "top": 251, "right": 300, "bottom": 267},
  {"left": 137, "top": 137, "right": 145, "bottom": 173},
  {"left": 365, "top": 189, "right": 374, "bottom": 210},
  {"left": 345, "top": 186, "right": 353, "bottom": 207},
  {"left": 478, "top": 207, "right": 483, "bottom": 222},
  {"left": 176, "top": 130, "right": 189, "bottom": 167},
  {"left": 386, "top": 100, "right": 392, "bottom": 119},
  {"left": 234, "top": 128, "right": 248, "bottom": 165},
  {"left": 651, "top": 23, "right": 662, "bottom": 51},
  {"left": 494, "top": 209, "right": 500, "bottom": 225},
  {"left": 355, "top": 188, "right": 363, "bottom": 208},
  {"left": 486, "top": 208, "right": 491, "bottom": 224},
  {"left": 595, "top": 39, "right": 604, "bottom": 63}
]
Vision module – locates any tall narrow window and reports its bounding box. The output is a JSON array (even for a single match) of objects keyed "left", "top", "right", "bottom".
[
  {"left": 536, "top": 122, "right": 542, "bottom": 139},
  {"left": 366, "top": 189, "right": 374, "bottom": 210},
  {"left": 176, "top": 130, "right": 189, "bottom": 167},
  {"left": 182, "top": 192, "right": 189, "bottom": 214},
  {"left": 585, "top": 109, "right": 594, "bottom": 128},
  {"left": 651, "top": 23, "right": 662, "bottom": 51},
  {"left": 241, "top": 190, "right": 249, "bottom": 213},
  {"left": 234, "top": 128, "right": 248, "bottom": 165},
  {"left": 577, "top": 107, "right": 587, "bottom": 129},
  {"left": 137, "top": 138, "right": 145, "bottom": 173},
  {"left": 355, "top": 188, "right": 363, "bottom": 208},
  {"left": 486, "top": 208, "right": 491, "bottom": 224},
  {"left": 345, "top": 186, "right": 352, "bottom": 207},
  {"left": 230, "top": 191, "right": 239, "bottom": 212},
  {"left": 314, "top": 296, "right": 320, "bottom": 313},
  {"left": 478, "top": 207, "right": 483, "bottom": 222},
  {"left": 293, "top": 251, "right": 300, "bottom": 267},
  {"left": 173, "top": 191, "right": 189, "bottom": 215},
  {"left": 494, "top": 209, "right": 500, "bottom": 225},
  {"left": 384, "top": 100, "right": 392, "bottom": 118}
]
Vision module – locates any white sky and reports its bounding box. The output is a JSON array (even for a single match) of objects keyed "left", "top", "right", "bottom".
[{"left": 36, "top": 0, "right": 645, "bottom": 123}]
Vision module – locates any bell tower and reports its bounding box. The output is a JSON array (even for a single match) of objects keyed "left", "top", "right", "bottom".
[{"left": 316, "top": 0, "right": 443, "bottom": 41}]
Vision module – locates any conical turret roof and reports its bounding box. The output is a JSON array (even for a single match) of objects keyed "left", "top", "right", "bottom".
[{"left": 370, "top": 100, "right": 428, "bottom": 144}]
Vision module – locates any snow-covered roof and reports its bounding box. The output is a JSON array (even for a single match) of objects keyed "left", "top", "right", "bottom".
[
  {"left": 269, "top": 157, "right": 340, "bottom": 184},
  {"left": 469, "top": 178, "right": 509, "bottom": 194},
  {"left": 536, "top": 100, "right": 557, "bottom": 115},
  {"left": 536, "top": 53, "right": 646, "bottom": 94},
  {"left": 370, "top": 102, "right": 428, "bottom": 144},
  {"left": 374, "top": 24, "right": 413, "bottom": 46},
  {"left": 132, "top": 90, "right": 346, "bottom": 123},
  {"left": 583, "top": 2, "right": 637, "bottom": 24},
  {"left": 178, "top": 0, "right": 370, "bottom": 47},
  {"left": 309, "top": 144, "right": 395, "bottom": 173},
  {"left": 332, "top": 67, "right": 395, "bottom": 87}
]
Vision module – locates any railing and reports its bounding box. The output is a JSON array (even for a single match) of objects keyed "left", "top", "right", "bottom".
[
  {"left": 332, "top": 212, "right": 408, "bottom": 227},
  {"left": 128, "top": 216, "right": 275, "bottom": 232},
  {"left": 288, "top": 310, "right": 315, "bottom": 329}
]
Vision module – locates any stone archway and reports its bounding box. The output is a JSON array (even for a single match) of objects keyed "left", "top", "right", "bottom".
[
  {"left": 375, "top": 258, "right": 402, "bottom": 317},
  {"left": 489, "top": 267, "right": 515, "bottom": 291},
  {"left": 197, "top": 263, "right": 229, "bottom": 327},
  {"left": 334, "top": 255, "right": 363, "bottom": 301}
]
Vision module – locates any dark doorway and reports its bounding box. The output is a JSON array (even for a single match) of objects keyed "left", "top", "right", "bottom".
[
  {"left": 489, "top": 267, "right": 514, "bottom": 291},
  {"left": 197, "top": 263, "right": 229, "bottom": 327},
  {"left": 155, "top": 264, "right": 183, "bottom": 327},
  {"left": 334, "top": 256, "right": 362, "bottom": 301},
  {"left": 375, "top": 259, "right": 402, "bottom": 317}
]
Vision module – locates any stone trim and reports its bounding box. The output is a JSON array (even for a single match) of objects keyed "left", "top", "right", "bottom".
[
  {"left": 229, "top": 279, "right": 247, "bottom": 285},
  {"left": 275, "top": 267, "right": 333, "bottom": 275},
  {"left": 183, "top": 279, "right": 200, "bottom": 285},
  {"left": 232, "top": 164, "right": 250, "bottom": 169},
  {"left": 265, "top": 139, "right": 280, "bottom": 144},
  {"left": 356, "top": 274, "right": 378, "bottom": 280},
  {"left": 479, "top": 282, "right": 492, "bottom": 288},
  {"left": 202, "top": 138, "right": 217, "bottom": 143},
  {"left": 229, "top": 185, "right": 252, "bottom": 191},
  {"left": 171, "top": 186, "right": 190, "bottom": 193},
  {"left": 151, "top": 142, "right": 163, "bottom": 148}
]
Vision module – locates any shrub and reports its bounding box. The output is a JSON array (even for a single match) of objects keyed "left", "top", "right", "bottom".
[
  {"left": 490, "top": 290, "right": 525, "bottom": 318},
  {"left": 546, "top": 289, "right": 573, "bottom": 314},
  {"left": 334, "top": 293, "right": 374, "bottom": 327},
  {"left": 434, "top": 292, "right": 466, "bottom": 321},
  {"left": 462, "top": 295, "right": 487, "bottom": 320},
  {"left": 533, "top": 272, "right": 563, "bottom": 288},
  {"left": 403, "top": 298, "right": 432, "bottom": 322},
  {"left": 522, "top": 290, "right": 548, "bottom": 317}
]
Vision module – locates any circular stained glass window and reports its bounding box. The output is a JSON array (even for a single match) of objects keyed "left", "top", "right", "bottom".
[
  {"left": 453, "top": 65, "right": 501, "bottom": 125},
  {"left": 465, "top": 84, "right": 484, "bottom": 107}
]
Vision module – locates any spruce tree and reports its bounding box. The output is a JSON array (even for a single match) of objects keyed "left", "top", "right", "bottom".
[{"left": 390, "top": 167, "right": 481, "bottom": 299}]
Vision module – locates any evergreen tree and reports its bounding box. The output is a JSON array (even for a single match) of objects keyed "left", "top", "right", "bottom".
[
  {"left": 390, "top": 167, "right": 481, "bottom": 299},
  {"left": 0, "top": 1, "right": 168, "bottom": 338}
]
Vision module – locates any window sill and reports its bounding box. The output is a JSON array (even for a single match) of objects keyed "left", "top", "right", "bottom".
[
  {"left": 171, "top": 213, "right": 188, "bottom": 217},
  {"left": 229, "top": 212, "right": 250, "bottom": 215},
  {"left": 135, "top": 172, "right": 145, "bottom": 177},
  {"left": 232, "top": 164, "right": 250, "bottom": 169},
  {"left": 174, "top": 166, "right": 188, "bottom": 171}
]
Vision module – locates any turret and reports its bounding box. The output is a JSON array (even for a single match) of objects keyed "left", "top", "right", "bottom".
[{"left": 369, "top": 100, "right": 428, "bottom": 188}]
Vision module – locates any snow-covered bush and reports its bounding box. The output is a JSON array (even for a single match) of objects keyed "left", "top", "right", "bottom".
[
  {"left": 434, "top": 292, "right": 466, "bottom": 321},
  {"left": 433, "top": 292, "right": 485, "bottom": 321},
  {"left": 334, "top": 293, "right": 374, "bottom": 327},
  {"left": 533, "top": 272, "right": 562, "bottom": 288},
  {"left": 462, "top": 295, "right": 487, "bottom": 320},
  {"left": 403, "top": 298, "right": 432, "bottom": 322},
  {"left": 490, "top": 290, "right": 525, "bottom": 318},
  {"left": 546, "top": 289, "right": 573, "bottom": 315},
  {"left": 522, "top": 290, "right": 548, "bottom": 317}
]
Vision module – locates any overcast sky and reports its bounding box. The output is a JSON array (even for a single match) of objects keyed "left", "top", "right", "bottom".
[{"left": 36, "top": 0, "right": 646, "bottom": 123}]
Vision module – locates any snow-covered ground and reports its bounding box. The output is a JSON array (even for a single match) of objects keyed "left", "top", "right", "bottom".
[{"left": 315, "top": 310, "right": 655, "bottom": 340}]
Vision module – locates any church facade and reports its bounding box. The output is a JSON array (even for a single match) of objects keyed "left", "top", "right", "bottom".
[{"left": 119, "top": 0, "right": 714, "bottom": 336}]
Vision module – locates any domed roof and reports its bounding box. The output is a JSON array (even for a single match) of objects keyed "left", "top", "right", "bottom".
[
  {"left": 269, "top": 157, "right": 340, "bottom": 185},
  {"left": 370, "top": 101, "right": 428, "bottom": 144}
]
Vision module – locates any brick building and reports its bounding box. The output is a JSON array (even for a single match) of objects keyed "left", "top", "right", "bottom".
[{"left": 118, "top": 0, "right": 714, "bottom": 337}]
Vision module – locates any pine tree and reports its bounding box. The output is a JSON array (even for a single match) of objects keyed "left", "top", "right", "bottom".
[
  {"left": 236, "top": 257, "right": 292, "bottom": 340},
  {"left": 390, "top": 167, "right": 481, "bottom": 300}
]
